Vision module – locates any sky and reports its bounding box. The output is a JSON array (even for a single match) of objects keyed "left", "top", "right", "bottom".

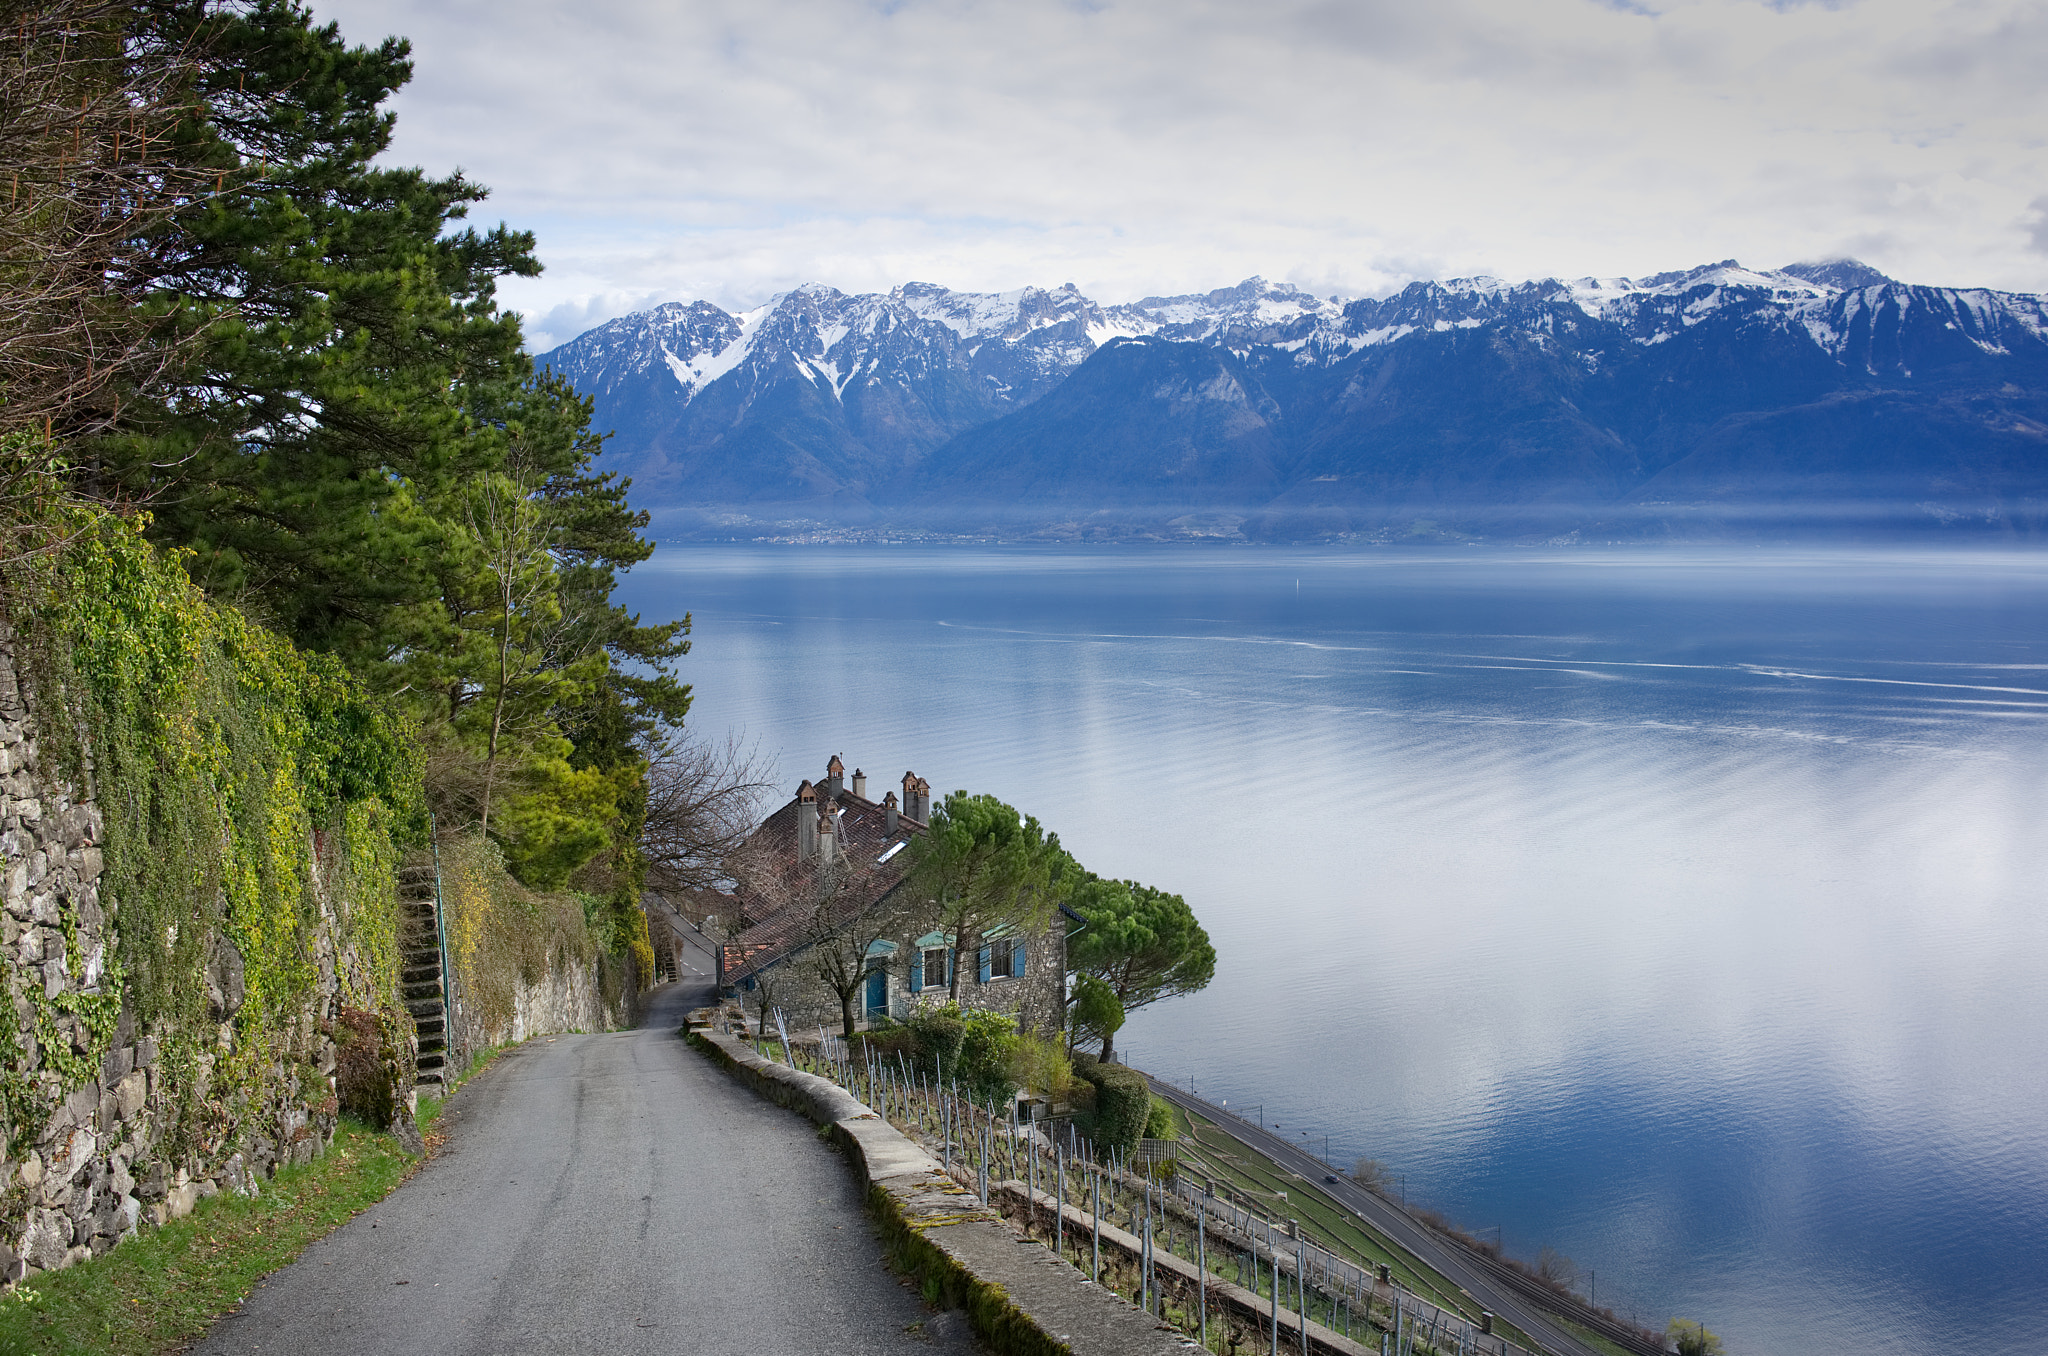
[{"left": 310, "top": 0, "right": 2048, "bottom": 352}]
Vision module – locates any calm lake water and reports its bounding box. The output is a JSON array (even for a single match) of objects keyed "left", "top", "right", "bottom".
[{"left": 615, "top": 545, "right": 2048, "bottom": 1356}]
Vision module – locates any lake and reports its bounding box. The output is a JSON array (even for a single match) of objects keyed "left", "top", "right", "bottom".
[{"left": 614, "top": 544, "right": 2048, "bottom": 1356}]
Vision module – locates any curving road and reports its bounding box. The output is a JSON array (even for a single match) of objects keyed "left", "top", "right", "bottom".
[
  {"left": 194, "top": 943, "right": 970, "bottom": 1355},
  {"left": 1145, "top": 1078, "right": 1602, "bottom": 1356}
]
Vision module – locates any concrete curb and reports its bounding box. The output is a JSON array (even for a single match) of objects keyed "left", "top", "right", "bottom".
[{"left": 688, "top": 1028, "right": 1192, "bottom": 1356}]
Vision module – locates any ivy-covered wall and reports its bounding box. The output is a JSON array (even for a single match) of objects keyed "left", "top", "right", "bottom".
[
  {"left": 0, "top": 509, "right": 423, "bottom": 1280},
  {"left": 435, "top": 832, "right": 636, "bottom": 1065}
]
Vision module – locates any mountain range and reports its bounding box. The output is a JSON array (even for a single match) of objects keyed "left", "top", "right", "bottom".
[{"left": 536, "top": 260, "right": 2048, "bottom": 540}]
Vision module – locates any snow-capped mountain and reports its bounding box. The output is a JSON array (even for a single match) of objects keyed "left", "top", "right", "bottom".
[{"left": 539, "top": 261, "right": 2048, "bottom": 538}]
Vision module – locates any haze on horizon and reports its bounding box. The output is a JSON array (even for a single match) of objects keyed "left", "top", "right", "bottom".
[{"left": 309, "top": 0, "right": 2048, "bottom": 352}]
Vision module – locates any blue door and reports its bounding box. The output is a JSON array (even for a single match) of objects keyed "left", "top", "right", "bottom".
[{"left": 864, "top": 967, "right": 887, "bottom": 1019}]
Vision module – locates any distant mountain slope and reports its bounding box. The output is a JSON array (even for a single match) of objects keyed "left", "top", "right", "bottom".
[{"left": 538, "top": 261, "right": 2048, "bottom": 538}]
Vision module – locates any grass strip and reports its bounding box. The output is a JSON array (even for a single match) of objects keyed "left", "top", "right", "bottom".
[
  {"left": 1172, "top": 1106, "right": 1544, "bottom": 1353},
  {"left": 0, "top": 1118, "right": 418, "bottom": 1356},
  {"left": 1559, "top": 1316, "right": 1643, "bottom": 1356}
]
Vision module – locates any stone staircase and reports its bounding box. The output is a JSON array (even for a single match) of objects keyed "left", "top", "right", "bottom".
[{"left": 398, "top": 861, "right": 450, "bottom": 1091}]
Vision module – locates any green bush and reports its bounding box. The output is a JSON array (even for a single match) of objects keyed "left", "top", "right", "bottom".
[
  {"left": 1072, "top": 1054, "right": 1150, "bottom": 1157},
  {"left": 956, "top": 1008, "right": 1022, "bottom": 1104},
  {"left": 848, "top": 1005, "right": 1027, "bottom": 1105},
  {"left": 1007, "top": 1032, "right": 1073, "bottom": 1101},
  {"left": 1143, "top": 1094, "right": 1180, "bottom": 1141},
  {"left": 1667, "top": 1320, "right": 1723, "bottom": 1356},
  {"left": 906, "top": 1006, "right": 967, "bottom": 1072}
]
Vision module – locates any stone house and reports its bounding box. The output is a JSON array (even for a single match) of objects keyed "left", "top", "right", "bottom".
[{"left": 713, "top": 755, "right": 1068, "bottom": 1039}]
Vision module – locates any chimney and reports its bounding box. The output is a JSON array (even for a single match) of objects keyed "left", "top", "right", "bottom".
[
  {"left": 901, "top": 771, "right": 917, "bottom": 819},
  {"left": 797, "top": 780, "right": 818, "bottom": 861},
  {"left": 851, "top": 767, "right": 867, "bottom": 800},
  {"left": 817, "top": 801, "right": 838, "bottom": 864},
  {"left": 883, "top": 791, "right": 899, "bottom": 835},
  {"left": 825, "top": 754, "right": 845, "bottom": 799},
  {"left": 913, "top": 776, "right": 931, "bottom": 822}
]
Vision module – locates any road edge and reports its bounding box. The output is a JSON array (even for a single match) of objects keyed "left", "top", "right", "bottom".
[{"left": 687, "top": 1027, "right": 1193, "bottom": 1356}]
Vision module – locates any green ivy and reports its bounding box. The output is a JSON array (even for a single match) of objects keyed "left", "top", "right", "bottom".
[{"left": 1, "top": 496, "right": 424, "bottom": 1159}]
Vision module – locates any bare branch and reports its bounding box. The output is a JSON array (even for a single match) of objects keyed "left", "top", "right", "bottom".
[
  {"left": 0, "top": 2, "right": 222, "bottom": 450},
  {"left": 638, "top": 732, "right": 775, "bottom": 898}
]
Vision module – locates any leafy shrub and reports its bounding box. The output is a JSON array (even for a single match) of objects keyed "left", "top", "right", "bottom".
[
  {"left": 1667, "top": 1320, "right": 1723, "bottom": 1356},
  {"left": 1072, "top": 1054, "right": 1150, "bottom": 1157},
  {"left": 851, "top": 1005, "right": 976, "bottom": 1089},
  {"left": 955, "top": 1007, "right": 1022, "bottom": 1104},
  {"left": 906, "top": 1006, "right": 966, "bottom": 1071},
  {"left": 332, "top": 1006, "right": 411, "bottom": 1129},
  {"left": 1007, "top": 1032, "right": 1073, "bottom": 1101},
  {"left": 1143, "top": 1094, "right": 1180, "bottom": 1141}
]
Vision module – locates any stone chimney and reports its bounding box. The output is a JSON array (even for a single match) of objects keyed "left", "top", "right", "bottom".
[
  {"left": 913, "top": 776, "right": 931, "bottom": 822},
  {"left": 797, "top": 780, "right": 818, "bottom": 861},
  {"left": 851, "top": 767, "right": 867, "bottom": 800},
  {"left": 817, "top": 801, "right": 839, "bottom": 864},
  {"left": 883, "top": 791, "right": 899, "bottom": 835},
  {"left": 825, "top": 754, "right": 845, "bottom": 799},
  {"left": 901, "top": 771, "right": 917, "bottom": 820}
]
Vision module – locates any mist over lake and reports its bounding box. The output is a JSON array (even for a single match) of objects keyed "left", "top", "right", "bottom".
[{"left": 616, "top": 544, "right": 2048, "bottom": 1356}]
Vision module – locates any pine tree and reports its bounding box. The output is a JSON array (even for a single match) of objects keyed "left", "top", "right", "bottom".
[{"left": 64, "top": 1, "right": 688, "bottom": 885}]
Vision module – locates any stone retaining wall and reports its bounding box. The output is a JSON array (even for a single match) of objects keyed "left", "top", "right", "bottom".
[
  {"left": 507, "top": 956, "right": 616, "bottom": 1044},
  {"left": 0, "top": 630, "right": 368, "bottom": 1281}
]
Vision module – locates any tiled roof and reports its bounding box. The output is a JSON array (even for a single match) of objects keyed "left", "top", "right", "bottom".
[{"left": 718, "top": 784, "right": 926, "bottom": 985}]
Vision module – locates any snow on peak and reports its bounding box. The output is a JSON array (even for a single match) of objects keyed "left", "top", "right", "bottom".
[
  {"left": 1437, "top": 275, "right": 1513, "bottom": 297},
  {"left": 551, "top": 258, "right": 2044, "bottom": 406}
]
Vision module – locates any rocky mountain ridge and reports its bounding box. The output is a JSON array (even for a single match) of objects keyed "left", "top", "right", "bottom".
[{"left": 538, "top": 261, "right": 2048, "bottom": 539}]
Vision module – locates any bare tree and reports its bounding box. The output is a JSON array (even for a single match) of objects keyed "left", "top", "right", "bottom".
[
  {"left": 0, "top": 2, "right": 220, "bottom": 564},
  {"left": 639, "top": 733, "right": 774, "bottom": 898},
  {"left": 799, "top": 858, "right": 916, "bottom": 1037},
  {"left": 0, "top": 4, "right": 212, "bottom": 441},
  {"left": 1349, "top": 1157, "right": 1390, "bottom": 1192},
  {"left": 1537, "top": 1245, "right": 1578, "bottom": 1290}
]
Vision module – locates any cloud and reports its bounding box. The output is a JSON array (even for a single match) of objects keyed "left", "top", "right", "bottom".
[
  {"left": 2027, "top": 197, "right": 2048, "bottom": 257},
  {"left": 310, "top": 0, "right": 2048, "bottom": 343}
]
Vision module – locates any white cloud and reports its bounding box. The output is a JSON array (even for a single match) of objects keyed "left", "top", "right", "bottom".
[{"left": 312, "top": 0, "right": 2048, "bottom": 350}]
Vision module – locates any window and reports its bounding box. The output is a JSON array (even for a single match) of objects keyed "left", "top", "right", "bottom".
[
  {"left": 920, "top": 947, "right": 949, "bottom": 990},
  {"left": 988, "top": 938, "right": 1015, "bottom": 980}
]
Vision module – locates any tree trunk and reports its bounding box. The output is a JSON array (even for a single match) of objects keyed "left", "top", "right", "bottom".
[
  {"left": 478, "top": 578, "right": 514, "bottom": 839},
  {"left": 841, "top": 987, "right": 856, "bottom": 1037},
  {"left": 1100, "top": 1029, "right": 1116, "bottom": 1064}
]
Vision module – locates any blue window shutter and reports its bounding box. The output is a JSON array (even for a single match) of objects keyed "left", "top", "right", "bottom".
[
  {"left": 1013, "top": 939, "right": 1028, "bottom": 978},
  {"left": 911, "top": 951, "right": 924, "bottom": 991},
  {"left": 945, "top": 951, "right": 954, "bottom": 985},
  {"left": 978, "top": 945, "right": 992, "bottom": 983}
]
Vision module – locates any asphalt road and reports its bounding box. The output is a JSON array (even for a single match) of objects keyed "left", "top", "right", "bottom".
[
  {"left": 194, "top": 947, "right": 967, "bottom": 1356},
  {"left": 1145, "top": 1079, "right": 1602, "bottom": 1356}
]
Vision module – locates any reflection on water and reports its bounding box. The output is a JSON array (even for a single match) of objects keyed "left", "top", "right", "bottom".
[{"left": 614, "top": 546, "right": 2048, "bottom": 1356}]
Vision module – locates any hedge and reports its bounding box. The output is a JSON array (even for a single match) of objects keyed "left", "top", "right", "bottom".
[{"left": 1071, "top": 1053, "right": 1150, "bottom": 1157}]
